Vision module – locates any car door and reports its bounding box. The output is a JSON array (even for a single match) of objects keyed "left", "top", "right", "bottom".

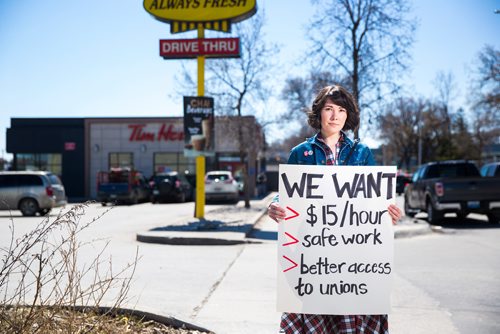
[
  {"left": 178, "top": 174, "right": 192, "bottom": 199},
  {"left": 0, "top": 174, "right": 19, "bottom": 209},
  {"left": 137, "top": 174, "right": 150, "bottom": 200},
  {"left": 410, "top": 166, "right": 427, "bottom": 209},
  {"left": 416, "top": 166, "right": 431, "bottom": 208}
]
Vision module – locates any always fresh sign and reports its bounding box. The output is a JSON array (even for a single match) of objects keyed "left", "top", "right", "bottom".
[{"left": 144, "top": 0, "right": 256, "bottom": 23}]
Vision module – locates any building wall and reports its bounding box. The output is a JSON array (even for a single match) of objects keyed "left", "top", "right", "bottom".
[
  {"left": 85, "top": 116, "right": 265, "bottom": 198},
  {"left": 86, "top": 118, "right": 186, "bottom": 198},
  {"left": 7, "top": 118, "right": 86, "bottom": 199}
]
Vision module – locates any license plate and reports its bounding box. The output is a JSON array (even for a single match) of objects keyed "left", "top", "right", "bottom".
[
  {"left": 467, "top": 201, "right": 480, "bottom": 209},
  {"left": 110, "top": 194, "right": 117, "bottom": 199},
  {"left": 153, "top": 190, "right": 159, "bottom": 195},
  {"left": 214, "top": 187, "right": 222, "bottom": 191}
]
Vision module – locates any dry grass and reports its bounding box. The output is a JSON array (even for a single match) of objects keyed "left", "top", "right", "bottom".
[
  {"left": 0, "top": 202, "right": 211, "bottom": 334},
  {"left": 1, "top": 307, "right": 209, "bottom": 333}
]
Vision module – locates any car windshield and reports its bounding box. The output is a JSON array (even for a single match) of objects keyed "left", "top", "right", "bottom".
[
  {"left": 207, "top": 174, "right": 231, "bottom": 181},
  {"left": 426, "top": 164, "right": 480, "bottom": 178},
  {"left": 109, "top": 172, "right": 129, "bottom": 183},
  {"left": 154, "top": 175, "right": 175, "bottom": 183}
]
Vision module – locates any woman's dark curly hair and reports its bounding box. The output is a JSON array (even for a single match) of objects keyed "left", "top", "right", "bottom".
[{"left": 307, "top": 85, "right": 360, "bottom": 132}]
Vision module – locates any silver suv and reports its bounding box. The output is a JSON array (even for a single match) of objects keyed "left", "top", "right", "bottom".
[{"left": 0, "top": 171, "right": 67, "bottom": 216}]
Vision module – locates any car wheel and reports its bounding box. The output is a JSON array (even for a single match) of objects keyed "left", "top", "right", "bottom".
[
  {"left": 19, "top": 198, "right": 39, "bottom": 217},
  {"left": 101, "top": 202, "right": 107, "bottom": 207},
  {"left": 38, "top": 208, "right": 51, "bottom": 216},
  {"left": 177, "top": 192, "right": 186, "bottom": 203},
  {"left": 426, "top": 200, "right": 442, "bottom": 225},
  {"left": 456, "top": 212, "right": 467, "bottom": 221},
  {"left": 487, "top": 213, "right": 500, "bottom": 224},
  {"left": 404, "top": 197, "right": 416, "bottom": 218},
  {"left": 130, "top": 192, "right": 139, "bottom": 205}
]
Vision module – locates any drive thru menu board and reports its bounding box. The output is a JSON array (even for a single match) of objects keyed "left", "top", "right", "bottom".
[{"left": 277, "top": 164, "right": 397, "bottom": 315}]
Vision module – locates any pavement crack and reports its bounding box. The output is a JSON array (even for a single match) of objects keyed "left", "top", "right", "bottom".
[{"left": 190, "top": 245, "right": 245, "bottom": 319}]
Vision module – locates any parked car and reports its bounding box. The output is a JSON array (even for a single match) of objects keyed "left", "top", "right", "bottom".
[
  {"left": 481, "top": 162, "right": 500, "bottom": 177},
  {"left": 404, "top": 160, "right": 500, "bottom": 224},
  {"left": 0, "top": 171, "right": 67, "bottom": 216},
  {"left": 205, "top": 171, "right": 239, "bottom": 203},
  {"left": 234, "top": 174, "right": 244, "bottom": 195},
  {"left": 396, "top": 173, "right": 413, "bottom": 195},
  {"left": 97, "top": 168, "right": 151, "bottom": 205},
  {"left": 150, "top": 172, "right": 193, "bottom": 203}
]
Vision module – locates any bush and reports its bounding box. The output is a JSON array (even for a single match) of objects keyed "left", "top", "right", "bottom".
[{"left": 0, "top": 202, "right": 139, "bottom": 333}]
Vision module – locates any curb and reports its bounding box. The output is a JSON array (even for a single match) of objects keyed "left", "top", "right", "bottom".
[
  {"left": 5, "top": 305, "right": 213, "bottom": 333},
  {"left": 96, "top": 306, "right": 213, "bottom": 333},
  {"left": 394, "top": 217, "right": 433, "bottom": 239},
  {"left": 136, "top": 233, "right": 260, "bottom": 245},
  {"left": 136, "top": 194, "right": 273, "bottom": 246}
]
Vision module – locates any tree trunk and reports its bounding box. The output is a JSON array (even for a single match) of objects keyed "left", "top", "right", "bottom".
[{"left": 236, "top": 99, "right": 251, "bottom": 209}]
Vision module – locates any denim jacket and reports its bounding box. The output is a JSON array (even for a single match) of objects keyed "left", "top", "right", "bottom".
[
  {"left": 287, "top": 132, "right": 376, "bottom": 166},
  {"left": 271, "top": 132, "right": 375, "bottom": 204}
]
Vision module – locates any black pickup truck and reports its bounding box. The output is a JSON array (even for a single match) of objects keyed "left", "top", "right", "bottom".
[{"left": 404, "top": 160, "right": 500, "bottom": 224}]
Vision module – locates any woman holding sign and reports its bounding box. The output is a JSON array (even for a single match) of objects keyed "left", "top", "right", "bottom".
[{"left": 268, "top": 85, "right": 402, "bottom": 334}]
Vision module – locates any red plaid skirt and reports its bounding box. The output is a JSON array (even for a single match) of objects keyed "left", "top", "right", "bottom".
[{"left": 280, "top": 313, "right": 389, "bottom": 334}]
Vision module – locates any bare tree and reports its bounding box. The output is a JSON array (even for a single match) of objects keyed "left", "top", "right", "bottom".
[
  {"left": 378, "top": 97, "right": 423, "bottom": 169},
  {"left": 434, "top": 70, "right": 458, "bottom": 109},
  {"left": 468, "top": 45, "right": 500, "bottom": 164},
  {"left": 431, "top": 71, "right": 458, "bottom": 159},
  {"left": 450, "top": 108, "right": 477, "bottom": 160},
  {"left": 203, "top": 11, "right": 279, "bottom": 208},
  {"left": 308, "top": 0, "right": 416, "bottom": 138},
  {"left": 176, "top": 11, "right": 279, "bottom": 208},
  {"left": 282, "top": 71, "right": 350, "bottom": 121}
]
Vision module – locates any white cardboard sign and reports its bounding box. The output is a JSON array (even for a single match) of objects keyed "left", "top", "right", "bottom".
[{"left": 277, "top": 164, "right": 397, "bottom": 315}]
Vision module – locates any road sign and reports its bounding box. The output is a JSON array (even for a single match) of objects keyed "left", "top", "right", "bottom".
[{"left": 160, "top": 37, "right": 240, "bottom": 59}]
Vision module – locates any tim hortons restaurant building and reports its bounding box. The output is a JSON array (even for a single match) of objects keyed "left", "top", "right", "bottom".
[{"left": 6, "top": 116, "right": 266, "bottom": 201}]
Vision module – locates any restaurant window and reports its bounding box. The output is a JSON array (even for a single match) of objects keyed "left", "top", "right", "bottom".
[
  {"left": 109, "top": 152, "right": 133, "bottom": 169},
  {"left": 154, "top": 152, "right": 195, "bottom": 174},
  {"left": 16, "top": 153, "right": 62, "bottom": 176}
]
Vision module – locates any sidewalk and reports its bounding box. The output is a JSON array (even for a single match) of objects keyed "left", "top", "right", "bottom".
[{"left": 134, "top": 193, "right": 436, "bottom": 333}]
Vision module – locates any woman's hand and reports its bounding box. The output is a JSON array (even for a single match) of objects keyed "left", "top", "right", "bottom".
[
  {"left": 268, "top": 202, "right": 286, "bottom": 223},
  {"left": 388, "top": 204, "right": 402, "bottom": 225}
]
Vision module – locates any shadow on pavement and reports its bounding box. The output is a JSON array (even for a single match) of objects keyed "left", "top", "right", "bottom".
[
  {"left": 435, "top": 217, "right": 500, "bottom": 229},
  {"left": 150, "top": 219, "right": 253, "bottom": 233},
  {"left": 247, "top": 229, "right": 277, "bottom": 240}
]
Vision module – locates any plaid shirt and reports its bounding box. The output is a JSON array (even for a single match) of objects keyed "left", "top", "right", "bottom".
[
  {"left": 280, "top": 313, "right": 389, "bottom": 334},
  {"left": 316, "top": 132, "right": 344, "bottom": 165}
]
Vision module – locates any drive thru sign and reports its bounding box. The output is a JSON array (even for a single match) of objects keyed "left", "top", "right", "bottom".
[{"left": 160, "top": 37, "right": 240, "bottom": 58}]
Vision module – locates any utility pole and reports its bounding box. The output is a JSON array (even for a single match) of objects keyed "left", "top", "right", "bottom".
[{"left": 195, "top": 25, "right": 206, "bottom": 219}]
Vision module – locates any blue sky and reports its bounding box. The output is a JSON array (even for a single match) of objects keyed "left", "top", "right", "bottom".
[{"left": 1, "top": 0, "right": 498, "bottom": 161}]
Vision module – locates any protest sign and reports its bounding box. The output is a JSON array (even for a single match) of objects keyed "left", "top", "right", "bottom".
[{"left": 277, "top": 164, "right": 397, "bottom": 315}]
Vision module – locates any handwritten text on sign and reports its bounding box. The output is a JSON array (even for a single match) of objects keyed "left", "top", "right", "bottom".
[{"left": 277, "top": 165, "right": 396, "bottom": 315}]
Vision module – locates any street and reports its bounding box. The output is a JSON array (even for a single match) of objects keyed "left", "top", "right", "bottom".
[
  {"left": 393, "top": 213, "right": 500, "bottom": 334},
  {"left": 0, "top": 198, "right": 499, "bottom": 333}
]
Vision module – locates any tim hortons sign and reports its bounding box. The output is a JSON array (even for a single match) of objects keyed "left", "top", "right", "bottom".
[
  {"left": 143, "top": 0, "right": 256, "bottom": 33},
  {"left": 160, "top": 37, "right": 239, "bottom": 58}
]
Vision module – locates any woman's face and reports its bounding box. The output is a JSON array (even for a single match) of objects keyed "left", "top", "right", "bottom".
[{"left": 320, "top": 98, "right": 347, "bottom": 136}]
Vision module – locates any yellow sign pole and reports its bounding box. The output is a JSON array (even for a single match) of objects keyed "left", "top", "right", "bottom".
[{"left": 195, "top": 24, "right": 205, "bottom": 219}]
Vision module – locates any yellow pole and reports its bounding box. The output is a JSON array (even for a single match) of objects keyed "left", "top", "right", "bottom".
[
  {"left": 195, "top": 24, "right": 205, "bottom": 219},
  {"left": 197, "top": 25, "right": 205, "bottom": 96},
  {"left": 195, "top": 155, "right": 205, "bottom": 218}
]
